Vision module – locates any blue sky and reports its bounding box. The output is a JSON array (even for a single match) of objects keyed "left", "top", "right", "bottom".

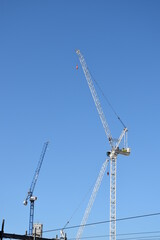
[{"left": 0, "top": 0, "right": 160, "bottom": 239}]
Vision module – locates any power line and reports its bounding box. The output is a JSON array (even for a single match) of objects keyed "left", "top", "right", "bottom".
[
  {"left": 115, "top": 236, "right": 160, "bottom": 240},
  {"left": 68, "top": 232, "right": 160, "bottom": 240},
  {"left": 43, "top": 212, "right": 160, "bottom": 233}
]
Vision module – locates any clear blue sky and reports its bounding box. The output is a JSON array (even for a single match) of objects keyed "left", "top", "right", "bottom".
[{"left": 0, "top": 0, "right": 160, "bottom": 239}]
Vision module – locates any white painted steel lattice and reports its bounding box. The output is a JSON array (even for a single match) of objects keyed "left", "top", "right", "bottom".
[
  {"left": 110, "top": 158, "right": 117, "bottom": 240},
  {"left": 76, "top": 159, "right": 109, "bottom": 240},
  {"left": 76, "top": 49, "right": 130, "bottom": 240},
  {"left": 76, "top": 49, "right": 113, "bottom": 148}
]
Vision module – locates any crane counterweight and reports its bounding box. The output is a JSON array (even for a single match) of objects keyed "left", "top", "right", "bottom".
[
  {"left": 23, "top": 200, "right": 28, "bottom": 206},
  {"left": 30, "top": 196, "right": 37, "bottom": 202}
]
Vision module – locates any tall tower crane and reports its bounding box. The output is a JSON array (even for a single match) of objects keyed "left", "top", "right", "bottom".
[
  {"left": 23, "top": 141, "right": 49, "bottom": 236},
  {"left": 76, "top": 50, "right": 130, "bottom": 240}
]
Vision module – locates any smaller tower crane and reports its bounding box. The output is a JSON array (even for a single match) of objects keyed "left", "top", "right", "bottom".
[{"left": 23, "top": 141, "right": 49, "bottom": 236}]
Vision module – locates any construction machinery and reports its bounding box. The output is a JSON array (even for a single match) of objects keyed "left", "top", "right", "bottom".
[
  {"left": 76, "top": 50, "right": 130, "bottom": 240},
  {"left": 23, "top": 141, "right": 49, "bottom": 236},
  {"left": 76, "top": 159, "right": 109, "bottom": 240}
]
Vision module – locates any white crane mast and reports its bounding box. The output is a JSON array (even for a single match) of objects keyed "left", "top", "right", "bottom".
[
  {"left": 76, "top": 159, "right": 109, "bottom": 240},
  {"left": 110, "top": 158, "right": 116, "bottom": 240},
  {"left": 76, "top": 50, "right": 130, "bottom": 240}
]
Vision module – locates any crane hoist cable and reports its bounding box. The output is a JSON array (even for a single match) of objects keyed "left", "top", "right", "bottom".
[
  {"left": 76, "top": 159, "right": 109, "bottom": 240},
  {"left": 60, "top": 159, "right": 109, "bottom": 239},
  {"left": 61, "top": 174, "right": 100, "bottom": 232},
  {"left": 88, "top": 68, "right": 126, "bottom": 129}
]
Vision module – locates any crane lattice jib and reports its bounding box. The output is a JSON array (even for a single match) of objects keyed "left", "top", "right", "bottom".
[
  {"left": 25, "top": 141, "right": 49, "bottom": 201},
  {"left": 76, "top": 50, "right": 113, "bottom": 148},
  {"left": 76, "top": 159, "right": 109, "bottom": 240}
]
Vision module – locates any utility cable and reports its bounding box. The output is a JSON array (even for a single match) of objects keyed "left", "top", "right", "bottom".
[
  {"left": 67, "top": 232, "right": 160, "bottom": 240},
  {"left": 113, "top": 235, "right": 160, "bottom": 240},
  {"left": 43, "top": 212, "right": 160, "bottom": 233},
  {"left": 76, "top": 235, "right": 160, "bottom": 240}
]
